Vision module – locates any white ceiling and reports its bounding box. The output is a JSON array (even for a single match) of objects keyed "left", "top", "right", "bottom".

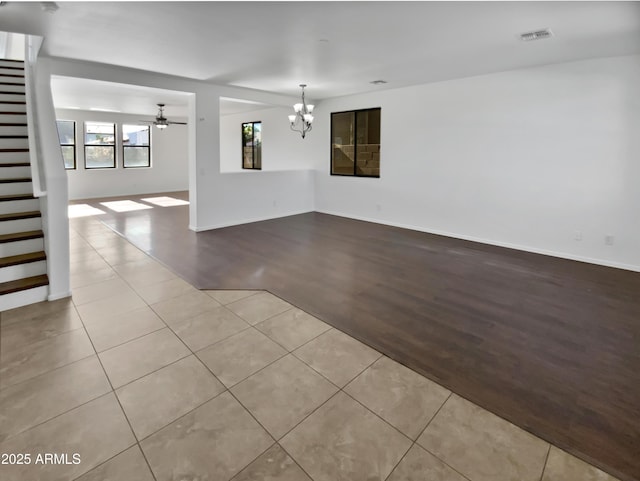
[
  {"left": 1, "top": 1, "right": 639, "bottom": 112},
  {"left": 51, "top": 77, "right": 193, "bottom": 116},
  {"left": 50, "top": 76, "right": 271, "bottom": 116}
]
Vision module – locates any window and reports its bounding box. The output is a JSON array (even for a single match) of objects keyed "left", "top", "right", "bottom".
[
  {"left": 242, "top": 121, "right": 262, "bottom": 169},
  {"left": 84, "top": 122, "right": 115, "bottom": 169},
  {"left": 123, "top": 124, "right": 151, "bottom": 168},
  {"left": 331, "top": 107, "right": 381, "bottom": 177},
  {"left": 56, "top": 120, "right": 76, "bottom": 169}
]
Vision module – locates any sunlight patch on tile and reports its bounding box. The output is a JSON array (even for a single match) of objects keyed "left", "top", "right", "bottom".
[
  {"left": 100, "top": 200, "right": 153, "bottom": 212},
  {"left": 68, "top": 204, "right": 106, "bottom": 218},
  {"left": 141, "top": 196, "right": 189, "bottom": 207}
]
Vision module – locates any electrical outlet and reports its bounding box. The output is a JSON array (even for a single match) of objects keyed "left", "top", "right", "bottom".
[
  {"left": 574, "top": 231, "right": 582, "bottom": 241},
  {"left": 605, "top": 235, "right": 614, "bottom": 246}
]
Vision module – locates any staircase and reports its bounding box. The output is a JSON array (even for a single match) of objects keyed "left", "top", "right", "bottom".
[{"left": 0, "top": 58, "right": 49, "bottom": 310}]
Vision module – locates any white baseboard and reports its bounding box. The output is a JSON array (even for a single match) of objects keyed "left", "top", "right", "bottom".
[
  {"left": 48, "top": 290, "right": 72, "bottom": 301},
  {"left": 0, "top": 286, "right": 49, "bottom": 312},
  {"left": 316, "top": 209, "right": 640, "bottom": 273},
  {"left": 190, "top": 209, "right": 314, "bottom": 232}
]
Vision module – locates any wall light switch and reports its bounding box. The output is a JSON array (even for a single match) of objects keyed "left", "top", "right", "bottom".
[{"left": 605, "top": 235, "right": 614, "bottom": 246}]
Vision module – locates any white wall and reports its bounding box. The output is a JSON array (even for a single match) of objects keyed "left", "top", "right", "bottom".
[
  {"left": 220, "top": 106, "right": 313, "bottom": 172},
  {"left": 313, "top": 55, "right": 640, "bottom": 271},
  {"left": 56, "top": 109, "right": 189, "bottom": 200},
  {"left": 49, "top": 58, "right": 315, "bottom": 230}
]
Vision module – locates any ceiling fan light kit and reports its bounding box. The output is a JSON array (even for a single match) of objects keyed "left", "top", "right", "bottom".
[
  {"left": 289, "top": 84, "right": 314, "bottom": 139},
  {"left": 140, "top": 103, "right": 187, "bottom": 129}
]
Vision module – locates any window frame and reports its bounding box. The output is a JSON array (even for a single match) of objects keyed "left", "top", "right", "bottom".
[
  {"left": 56, "top": 119, "right": 76, "bottom": 170},
  {"left": 84, "top": 121, "right": 116, "bottom": 169},
  {"left": 242, "top": 121, "right": 262, "bottom": 170},
  {"left": 122, "top": 124, "right": 151, "bottom": 169},
  {"left": 330, "top": 107, "right": 381, "bottom": 178}
]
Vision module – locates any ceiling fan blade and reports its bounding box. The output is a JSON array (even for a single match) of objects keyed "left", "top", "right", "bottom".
[{"left": 167, "top": 121, "right": 187, "bottom": 125}]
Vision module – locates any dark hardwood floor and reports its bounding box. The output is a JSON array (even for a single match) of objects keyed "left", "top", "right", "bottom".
[{"left": 74, "top": 192, "right": 640, "bottom": 481}]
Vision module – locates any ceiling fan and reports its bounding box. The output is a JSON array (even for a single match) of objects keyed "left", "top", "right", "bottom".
[{"left": 140, "top": 104, "right": 187, "bottom": 130}]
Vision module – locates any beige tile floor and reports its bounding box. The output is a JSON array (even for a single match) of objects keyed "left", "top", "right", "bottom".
[{"left": 0, "top": 215, "right": 623, "bottom": 481}]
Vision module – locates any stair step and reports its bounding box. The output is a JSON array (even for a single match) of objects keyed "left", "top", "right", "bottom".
[
  {"left": 0, "top": 73, "right": 25, "bottom": 79},
  {"left": 0, "top": 84, "right": 25, "bottom": 93},
  {"left": 0, "top": 181, "right": 34, "bottom": 196},
  {"left": 0, "top": 114, "right": 27, "bottom": 124},
  {"left": 0, "top": 284, "right": 48, "bottom": 310},
  {"left": 0, "top": 65, "right": 25, "bottom": 71},
  {"left": 0, "top": 151, "right": 30, "bottom": 163},
  {"left": 0, "top": 127, "right": 28, "bottom": 138},
  {"left": 0, "top": 148, "right": 29, "bottom": 152},
  {"left": 0, "top": 177, "right": 32, "bottom": 184},
  {"left": 0, "top": 138, "right": 28, "bottom": 149},
  {"left": 0, "top": 193, "right": 35, "bottom": 203},
  {"left": 0, "top": 162, "right": 30, "bottom": 168},
  {"left": 0, "top": 166, "right": 31, "bottom": 181},
  {"left": 0, "top": 103, "right": 26, "bottom": 113},
  {"left": 0, "top": 179, "right": 33, "bottom": 197},
  {"left": 0, "top": 213, "right": 40, "bottom": 234},
  {"left": 0, "top": 230, "right": 44, "bottom": 244},
  {"left": 0, "top": 251, "right": 46, "bottom": 269},
  {"left": 0, "top": 232, "right": 43, "bottom": 256},
  {"left": 0, "top": 89, "right": 26, "bottom": 102},
  {"left": 0, "top": 211, "right": 41, "bottom": 222},
  {"left": 0, "top": 274, "right": 49, "bottom": 296},
  {"left": 0, "top": 197, "right": 39, "bottom": 216},
  {"left": 0, "top": 258, "right": 47, "bottom": 283}
]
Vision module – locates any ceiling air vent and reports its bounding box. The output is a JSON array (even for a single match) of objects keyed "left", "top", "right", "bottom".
[{"left": 519, "top": 29, "right": 553, "bottom": 42}]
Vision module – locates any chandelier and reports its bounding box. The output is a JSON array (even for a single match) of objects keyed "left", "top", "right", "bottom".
[{"left": 288, "top": 84, "right": 314, "bottom": 139}]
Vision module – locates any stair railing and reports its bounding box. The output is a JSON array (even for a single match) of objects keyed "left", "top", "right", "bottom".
[
  {"left": 24, "top": 35, "right": 46, "bottom": 197},
  {"left": 22, "top": 35, "right": 71, "bottom": 301}
]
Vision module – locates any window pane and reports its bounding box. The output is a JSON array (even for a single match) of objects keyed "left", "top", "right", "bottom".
[
  {"left": 85, "top": 122, "right": 115, "bottom": 145},
  {"left": 85, "top": 146, "right": 115, "bottom": 168},
  {"left": 253, "top": 122, "right": 262, "bottom": 169},
  {"left": 124, "top": 147, "right": 150, "bottom": 168},
  {"left": 123, "top": 125, "right": 150, "bottom": 146},
  {"left": 242, "top": 122, "right": 261, "bottom": 169},
  {"left": 355, "top": 109, "right": 381, "bottom": 177},
  {"left": 242, "top": 122, "right": 253, "bottom": 168},
  {"left": 56, "top": 120, "right": 75, "bottom": 145},
  {"left": 331, "top": 112, "right": 355, "bottom": 175},
  {"left": 61, "top": 146, "right": 75, "bottom": 169}
]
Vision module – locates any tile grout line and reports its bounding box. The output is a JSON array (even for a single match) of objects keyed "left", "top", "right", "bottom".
[
  {"left": 89, "top": 324, "right": 167, "bottom": 357},
  {"left": 66, "top": 230, "right": 167, "bottom": 481},
  {"left": 0, "top": 330, "right": 92, "bottom": 393},
  {"left": 115, "top": 263, "right": 286, "bottom": 476},
  {"left": 73, "top": 295, "right": 158, "bottom": 481},
  {"left": 73, "top": 217, "right": 293, "bottom": 479},
  {"left": 538, "top": 444, "right": 552, "bottom": 481},
  {"left": 274, "top": 441, "right": 321, "bottom": 481},
  {"left": 415, "top": 391, "right": 453, "bottom": 441},
  {"left": 68, "top": 217, "right": 561, "bottom": 481},
  {"left": 411, "top": 390, "right": 503, "bottom": 481}
]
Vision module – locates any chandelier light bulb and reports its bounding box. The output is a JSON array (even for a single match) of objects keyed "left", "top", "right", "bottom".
[{"left": 288, "top": 84, "right": 314, "bottom": 139}]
